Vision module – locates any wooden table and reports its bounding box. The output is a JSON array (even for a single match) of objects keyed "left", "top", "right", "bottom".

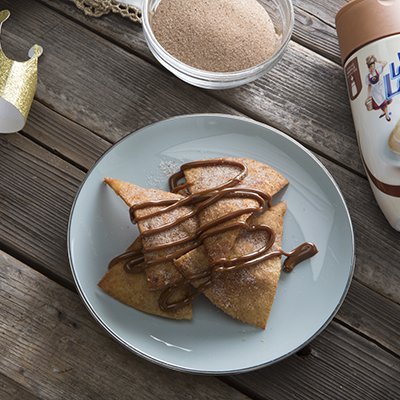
[{"left": 1, "top": 1, "right": 399, "bottom": 399}]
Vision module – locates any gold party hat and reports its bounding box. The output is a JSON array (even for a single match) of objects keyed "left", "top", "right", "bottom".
[{"left": 0, "top": 10, "right": 43, "bottom": 133}]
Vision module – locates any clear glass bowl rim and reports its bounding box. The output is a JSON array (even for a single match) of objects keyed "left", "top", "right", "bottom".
[{"left": 142, "top": 0, "right": 294, "bottom": 80}]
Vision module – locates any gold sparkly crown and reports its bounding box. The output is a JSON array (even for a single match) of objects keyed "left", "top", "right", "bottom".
[{"left": 0, "top": 10, "right": 42, "bottom": 133}]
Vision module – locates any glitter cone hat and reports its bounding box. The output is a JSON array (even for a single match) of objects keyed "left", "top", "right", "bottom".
[{"left": 0, "top": 10, "right": 43, "bottom": 134}]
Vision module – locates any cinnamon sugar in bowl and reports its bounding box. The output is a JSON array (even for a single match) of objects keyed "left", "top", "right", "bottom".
[{"left": 142, "top": 0, "right": 294, "bottom": 89}]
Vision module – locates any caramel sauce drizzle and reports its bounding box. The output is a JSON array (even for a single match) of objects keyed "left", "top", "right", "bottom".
[
  {"left": 169, "top": 159, "right": 248, "bottom": 195},
  {"left": 108, "top": 159, "right": 318, "bottom": 311}
]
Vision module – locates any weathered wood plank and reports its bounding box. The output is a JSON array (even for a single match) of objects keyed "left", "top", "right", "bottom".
[
  {"left": 0, "top": 251, "right": 251, "bottom": 400},
  {"left": 1, "top": 2, "right": 399, "bottom": 399},
  {"left": 291, "top": 6, "right": 341, "bottom": 64},
  {"left": 41, "top": 0, "right": 343, "bottom": 65},
  {"left": 2, "top": 251, "right": 399, "bottom": 400},
  {"left": 226, "top": 321, "right": 400, "bottom": 400},
  {"left": 292, "top": 0, "right": 346, "bottom": 28},
  {"left": 24, "top": 101, "right": 110, "bottom": 170},
  {"left": 14, "top": 102, "right": 400, "bottom": 302},
  {"left": 338, "top": 280, "right": 400, "bottom": 356},
  {"left": 1, "top": 120, "right": 400, "bottom": 360},
  {"left": 1, "top": 0, "right": 399, "bottom": 366},
  {"left": 20, "top": 0, "right": 398, "bottom": 310},
  {"left": 5, "top": 0, "right": 362, "bottom": 176},
  {"left": 2, "top": 0, "right": 238, "bottom": 145},
  {"left": 36, "top": 0, "right": 350, "bottom": 160},
  {"left": 0, "top": 374, "right": 39, "bottom": 400},
  {"left": 0, "top": 133, "right": 83, "bottom": 285},
  {"left": 212, "top": 41, "right": 356, "bottom": 169}
]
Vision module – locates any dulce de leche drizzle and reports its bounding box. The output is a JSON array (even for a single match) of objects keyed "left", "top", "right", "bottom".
[
  {"left": 108, "top": 159, "right": 318, "bottom": 311},
  {"left": 168, "top": 159, "right": 248, "bottom": 194}
]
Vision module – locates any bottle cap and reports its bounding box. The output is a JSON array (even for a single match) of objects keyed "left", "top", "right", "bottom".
[{"left": 336, "top": 0, "right": 400, "bottom": 63}]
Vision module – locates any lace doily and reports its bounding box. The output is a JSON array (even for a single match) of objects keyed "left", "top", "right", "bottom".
[{"left": 73, "top": 0, "right": 142, "bottom": 23}]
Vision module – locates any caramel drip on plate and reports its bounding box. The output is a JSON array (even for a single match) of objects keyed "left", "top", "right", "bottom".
[
  {"left": 159, "top": 241, "right": 318, "bottom": 311},
  {"left": 108, "top": 159, "right": 318, "bottom": 311}
]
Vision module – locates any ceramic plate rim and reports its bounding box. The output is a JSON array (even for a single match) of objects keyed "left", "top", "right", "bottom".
[{"left": 67, "top": 114, "right": 355, "bottom": 375}]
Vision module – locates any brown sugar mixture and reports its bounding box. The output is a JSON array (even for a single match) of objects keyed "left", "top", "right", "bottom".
[{"left": 151, "top": 0, "right": 278, "bottom": 72}]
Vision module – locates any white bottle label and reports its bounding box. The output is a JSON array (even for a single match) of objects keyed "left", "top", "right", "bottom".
[{"left": 344, "top": 35, "right": 400, "bottom": 230}]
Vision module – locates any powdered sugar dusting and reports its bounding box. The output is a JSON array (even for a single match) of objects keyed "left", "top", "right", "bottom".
[
  {"left": 160, "top": 160, "right": 180, "bottom": 176},
  {"left": 146, "top": 160, "right": 180, "bottom": 187},
  {"left": 146, "top": 175, "right": 162, "bottom": 187},
  {"left": 183, "top": 157, "right": 287, "bottom": 261}
]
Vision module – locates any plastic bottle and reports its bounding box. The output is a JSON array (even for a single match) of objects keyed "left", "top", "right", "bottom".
[{"left": 336, "top": 0, "right": 400, "bottom": 231}]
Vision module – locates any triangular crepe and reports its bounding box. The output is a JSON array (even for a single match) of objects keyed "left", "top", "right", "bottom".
[
  {"left": 98, "top": 237, "right": 192, "bottom": 319},
  {"left": 174, "top": 202, "right": 287, "bottom": 328},
  {"left": 181, "top": 157, "right": 288, "bottom": 263},
  {"left": 104, "top": 178, "right": 198, "bottom": 290}
]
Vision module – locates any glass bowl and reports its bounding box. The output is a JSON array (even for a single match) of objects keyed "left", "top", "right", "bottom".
[{"left": 142, "top": 0, "right": 294, "bottom": 89}]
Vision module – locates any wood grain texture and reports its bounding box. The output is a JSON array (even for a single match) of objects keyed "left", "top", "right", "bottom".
[
  {"left": 24, "top": 101, "right": 110, "bottom": 170},
  {"left": 0, "top": 121, "right": 399, "bottom": 361},
  {"left": 212, "top": 41, "right": 358, "bottom": 171},
  {"left": 1, "top": 251, "right": 399, "bottom": 400},
  {"left": 5, "top": 0, "right": 362, "bottom": 176},
  {"left": 339, "top": 280, "right": 400, "bottom": 356},
  {"left": 292, "top": 0, "right": 346, "bottom": 28},
  {"left": 0, "top": 374, "right": 39, "bottom": 400},
  {"left": 0, "top": 0, "right": 399, "bottom": 354},
  {"left": 5, "top": 92, "right": 400, "bottom": 304},
  {"left": 0, "top": 133, "right": 83, "bottom": 284},
  {"left": 42, "top": 0, "right": 344, "bottom": 65},
  {"left": 20, "top": 0, "right": 397, "bottom": 305},
  {"left": 2, "top": 0, "right": 238, "bottom": 145},
  {"left": 261, "top": 0, "right": 343, "bottom": 64},
  {"left": 291, "top": 6, "right": 341, "bottom": 64},
  {"left": 39, "top": 0, "right": 396, "bottom": 305},
  {"left": 0, "top": 251, "right": 251, "bottom": 400},
  {"left": 226, "top": 322, "right": 400, "bottom": 400},
  {"left": 0, "top": 1, "right": 399, "bottom": 399}
]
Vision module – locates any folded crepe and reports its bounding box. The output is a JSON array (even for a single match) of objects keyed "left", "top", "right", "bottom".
[
  {"left": 174, "top": 202, "right": 287, "bottom": 329},
  {"left": 104, "top": 178, "right": 198, "bottom": 290},
  {"left": 180, "top": 157, "right": 288, "bottom": 263},
  {"left": 98, "top": 237, "right": 192, "bottom": 319}
]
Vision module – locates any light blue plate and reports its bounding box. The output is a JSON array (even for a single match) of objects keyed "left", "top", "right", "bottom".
[{"left": 68, "top": 114, "right": 354, "bottom": 374}]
